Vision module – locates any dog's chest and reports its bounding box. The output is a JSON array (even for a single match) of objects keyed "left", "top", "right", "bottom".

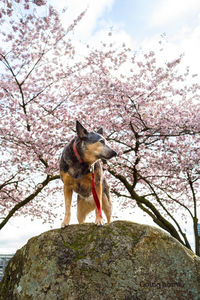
[
  {"left": 74, "top": 181, "right": 92, "bottom": 198},
  {"left": 71, "top": 173, "right": 93, "bottom": 198}
]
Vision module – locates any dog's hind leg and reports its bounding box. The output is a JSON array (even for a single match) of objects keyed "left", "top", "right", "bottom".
[
  {"left": 102, "top": 179, "right": 112, "bottom": 223},
  {"left": 102, "top": 195, "right": 112, "bottom": 223},
  {"left": 77, "top": 196, "right": 95, "bottom": 224}
]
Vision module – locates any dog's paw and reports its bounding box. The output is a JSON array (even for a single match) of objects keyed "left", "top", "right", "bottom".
[
  {"left": 95, "top": 217, "right": 104, "bottom": 226},
  {"left": 61, "top": 221, "right": 69, "bottom": 228},
  {"left": 61, "top": 224, "right": 69, "bottom": 229}
]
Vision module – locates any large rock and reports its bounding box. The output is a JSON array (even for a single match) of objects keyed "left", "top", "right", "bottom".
[{"left": 1, "top": 221, "right": 200, "bottom": 300}]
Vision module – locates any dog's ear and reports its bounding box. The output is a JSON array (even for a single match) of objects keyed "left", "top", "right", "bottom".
[
  {"left": 97, "top": 127, "right": 103, "bottom": 135},
  {"left": 76, "top": 121, "right": 88, "bottom": 139}
]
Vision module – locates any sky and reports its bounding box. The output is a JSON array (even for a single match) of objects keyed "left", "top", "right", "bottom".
[
  {"left": 52, "top": 0, "right": 200, "bottom": 73},
  {"left": 1, "top": 0, "right": 200, "bottom": 254}
]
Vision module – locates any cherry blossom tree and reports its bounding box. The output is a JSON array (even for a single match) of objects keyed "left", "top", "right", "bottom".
[
  {"left": 1, "top": 1, "right": 200, "bottom": 256},
  {"left": 73, "top": 46, "right": 200, "bottom": 255},
  {"left": 0, "top": 0, "right": 86, "bottom": 229}
]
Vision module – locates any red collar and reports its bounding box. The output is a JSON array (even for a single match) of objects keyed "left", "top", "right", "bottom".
[{"left": 73, "top": 140, "right": 83, "bottom": 163}]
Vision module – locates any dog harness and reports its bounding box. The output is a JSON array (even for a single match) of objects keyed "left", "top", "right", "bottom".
[{"left": 73, "top": 140, "right": 103, "bottom": 219}]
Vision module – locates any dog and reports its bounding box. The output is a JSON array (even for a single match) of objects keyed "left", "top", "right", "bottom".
[{"left": 60, "top": 121, "right": 117, "bottom": 227}]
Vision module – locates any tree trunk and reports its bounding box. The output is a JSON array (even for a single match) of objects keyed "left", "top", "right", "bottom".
[{"left": 193, "top": 217, "right": 200, "bottom": 256}]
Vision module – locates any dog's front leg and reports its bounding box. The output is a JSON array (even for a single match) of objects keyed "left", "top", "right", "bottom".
[{"left": 61, "top": 185, "right": 73, "bottom": 228}]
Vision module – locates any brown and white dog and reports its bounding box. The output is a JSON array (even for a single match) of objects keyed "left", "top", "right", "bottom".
[{"left": 59, "top": 121, "right": 117, "bottom": 227}]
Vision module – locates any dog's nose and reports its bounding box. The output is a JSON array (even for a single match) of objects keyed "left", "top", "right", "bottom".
[{"left": 112, "top": 150, "right": 117, "bottom": 157}]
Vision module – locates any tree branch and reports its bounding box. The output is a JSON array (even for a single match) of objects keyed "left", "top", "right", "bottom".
[
  {"left": 0, "top": 174, "right": 60, "bottom": 230},
  {"left": 108, "top": 167, "right": 189, "bottom": 248}
]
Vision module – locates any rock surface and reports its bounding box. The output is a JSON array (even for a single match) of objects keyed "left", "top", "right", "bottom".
[{"left": 1, "top": 221, "right": 200, "bottom": 300}]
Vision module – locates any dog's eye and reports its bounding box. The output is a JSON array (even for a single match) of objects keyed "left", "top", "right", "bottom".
[{"left": 99, "top": 139, "right": 105, "bottom": 145}]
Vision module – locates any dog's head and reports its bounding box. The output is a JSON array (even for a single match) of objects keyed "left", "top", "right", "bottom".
[{"left": 76, "top": 121, "right": 117, "bottom": 165}]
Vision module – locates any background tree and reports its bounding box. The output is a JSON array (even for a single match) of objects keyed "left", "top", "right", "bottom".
[
  {"left": 72, "top": 47, "right": 200, "bottom": 254},
  {"left": 0, "top": 0, "right": 86, "bottom": 229},
  {"left": 1, "top": 1, "right": 200, "bottom": 256}
]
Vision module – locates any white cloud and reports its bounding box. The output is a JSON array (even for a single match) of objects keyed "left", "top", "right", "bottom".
[
  {"left": 140, "top": 20, "right": 200, "bottom": 75},
  {"left": 90, "top": 27, "right": 138, "bottom": 50},
  {"left": 175, "top": 24, "right": 200, "bottom": 73},
  {"left": 50, "top": 0, "right": 114, "bottom": 39},
  {"left": 150, "top": 0, "right": 200, "bottom": 27}
]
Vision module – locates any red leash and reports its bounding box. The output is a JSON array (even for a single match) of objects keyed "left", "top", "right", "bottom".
[
  {"left": 91, "top": 171, "right": 103, "bottom": 218},
  {"left": 73, "top": 140, "right": 103, "bottom": 218}
]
